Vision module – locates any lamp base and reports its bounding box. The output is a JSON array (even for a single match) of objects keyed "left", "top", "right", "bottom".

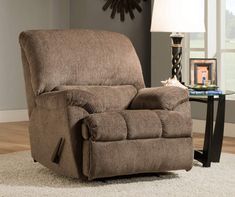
[{"left": 170, "top": 33, "right": 184, "bottom": 83}]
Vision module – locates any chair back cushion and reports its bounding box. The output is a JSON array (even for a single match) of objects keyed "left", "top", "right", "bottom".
[{"left": 19, "top": 29, "right": 145, "bottom": 95}]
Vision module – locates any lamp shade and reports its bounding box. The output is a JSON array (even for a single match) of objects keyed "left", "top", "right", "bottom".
[{"left": 151, "top": 0, "right": 205, "bottom": 33}]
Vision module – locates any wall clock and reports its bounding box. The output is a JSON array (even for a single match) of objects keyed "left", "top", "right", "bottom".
[{"left": 103, "top": 0, "right": 147, "bottom": 22}]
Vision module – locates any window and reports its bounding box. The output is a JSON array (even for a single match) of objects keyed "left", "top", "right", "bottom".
[
  {"left": 189, "top": 33, "right": 206, "bottom": 57},
  {"left": 220, "top": 0, "right": 235, "bottom": 95},
  {"left": 185, "top": 0, "right": 235, "bottom": 99}
]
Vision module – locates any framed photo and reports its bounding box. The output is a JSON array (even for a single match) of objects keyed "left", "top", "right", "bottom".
[{"left": 189, "top": 58, "right": 217, "bottom": 86}]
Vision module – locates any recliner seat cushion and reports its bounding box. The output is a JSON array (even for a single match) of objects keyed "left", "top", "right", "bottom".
[
  {"left": 54, "top": 85, "right": 137, "bottom": 113},
  {"left": 82, "top": 110, "right": 192, "bottom": 141},
  {"left": 155, "top": 110, "right": 192, "bottom": 138},
  {"left": 83, "top": 112, "right": 127, "bottom": 141},
  {"left": 82, "top": 110, "right": 162, "bottom": 141},
  {"left": 120, "top": 110, "right": 162, "bottom": 139}
]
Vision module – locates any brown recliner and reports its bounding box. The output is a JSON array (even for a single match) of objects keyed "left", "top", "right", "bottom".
[{"left": 19, "top": 29, "right": 193, "bottom": 180}]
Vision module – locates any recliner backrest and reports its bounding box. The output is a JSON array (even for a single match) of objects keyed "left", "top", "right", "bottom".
[{"left": 19, "top": 29, "right": 145, "bottom": 96}]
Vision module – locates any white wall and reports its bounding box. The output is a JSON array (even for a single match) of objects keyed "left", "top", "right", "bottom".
[{"left": 0, "top": 0, "right": 70, "bottom": 112}]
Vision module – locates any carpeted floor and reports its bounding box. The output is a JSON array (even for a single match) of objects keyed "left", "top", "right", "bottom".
[{"left": 0, "top": 151, "right": 235, "bottom": 197}]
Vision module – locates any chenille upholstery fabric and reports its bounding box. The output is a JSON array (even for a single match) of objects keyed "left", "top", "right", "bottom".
[
  {"left": 20, "top": 29, "right": 193, "bottom": 180},
  {"left": 83, "top": 138, "right": 193, "bottom": 180},
  {"left": 154, "top": 110, "right": 192, "bottom": 138},
  {"left": 83, "top": 112, "right": 128, "bottom": 141},
  {"left": 21, "top": 48, "right": 36, "bottom": 116},
  {"left": 82, "top": 109, "right": 192, "bottom": 180},
  {"left": 19, "top": 29, "right": 145, "bottom": 96},
  {"left": 29, "top": 105, "right": 89, "bottom": 178},
  {"left": 54, "top": 85, "right": 137, "bottom": 113},
  {"left": 82, "top": 110, "right": 191, "bottom": 142},
  {"left": 130, "top": 86, "right": 189, "bottom": 110},
  {"left": 82, "top": 110, "right": 163, "bottom": 141}
]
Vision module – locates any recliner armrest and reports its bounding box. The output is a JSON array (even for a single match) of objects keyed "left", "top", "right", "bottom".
[
  {"left": 130, "top": 86, "right": 189, "bottom": 111},
  {"left": 36, "top": 85, "right": 138, "bottom": 113},
  {"left": 35, "top": 90, "right": 104, "bottom": 113}
]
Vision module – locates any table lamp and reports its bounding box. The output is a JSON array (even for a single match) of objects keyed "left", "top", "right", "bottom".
[{"left": 151, "top": 0, "right": 205, "bottom": 83}]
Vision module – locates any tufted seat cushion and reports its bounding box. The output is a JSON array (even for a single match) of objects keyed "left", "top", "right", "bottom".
[
  {"left": 155, "top": 110, "right": 192, "bottom": 138},
  {"left": 82, "top": 110, "right": 192, "bottom": 141}
]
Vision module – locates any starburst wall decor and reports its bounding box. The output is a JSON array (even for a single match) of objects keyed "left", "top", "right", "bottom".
[{"left": 103, "top": 0, "right": 147, "bottom": 22}]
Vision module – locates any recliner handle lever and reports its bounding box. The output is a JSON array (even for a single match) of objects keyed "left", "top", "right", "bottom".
[{"left": 51, "top": 138, "right": 65, "bottom": 164}]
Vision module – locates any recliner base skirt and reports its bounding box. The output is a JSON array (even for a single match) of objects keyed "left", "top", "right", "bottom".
[{"left": 83, "top": 138, "right": 193, "bottom": 180}]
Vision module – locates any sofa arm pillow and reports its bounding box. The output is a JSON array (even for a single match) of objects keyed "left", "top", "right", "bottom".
[{"left": 130, "top": 86, "right": 189, "bottom": 111}]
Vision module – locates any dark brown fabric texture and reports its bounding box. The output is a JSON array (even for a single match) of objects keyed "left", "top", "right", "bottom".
[
  {"left": 19, "top": 29, "right": 145, "bottom": 95},
  {"left": 155, "top": 110, "right": 192, "bottom": 138},
  {"left": 83, "top": 138, "right": 193, "bottom": 180},
  {"left": 130, "top": 86, "right": 189, "bottom": 110}
]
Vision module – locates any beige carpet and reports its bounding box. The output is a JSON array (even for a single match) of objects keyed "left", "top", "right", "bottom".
[{"left": 0, "top": 151, "right": 235, "bottom": 197}]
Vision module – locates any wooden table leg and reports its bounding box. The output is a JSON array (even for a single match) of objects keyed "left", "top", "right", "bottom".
[
  {"left": 202, "top": 96, "right": 214, "bottom": 167},
  {"left": 211, "top": 95, "right": 226, "bottom": 162}
]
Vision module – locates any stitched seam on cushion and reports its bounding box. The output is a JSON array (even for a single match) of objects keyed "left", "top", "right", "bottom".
[
  {"left": 88, "top": 139, "right": 92, "bottom": 180},
  {"left": 35, "top": 91, "right": 68, "bottom": 110},
  {"left": 64, "top": 107, "right": 81, "bottom": 177},
  {"left": 172, "top": 98, "right": 189, "bottom": 111},
  {"left": 83, "top": 103, "right": 96, "bottom": 114},
  {"left": 20, "top": 47, "right": 37, "bottom": 112},
  {"left": 84, "top": 113, "right": 129, "bottom": 142},
  {"left": 67, "top": 90, "right": 104, "bottom": 113},
  {"left": 151, "top": 111, "right": 163, "bottom": 137},
  {"left": 84, "top": 117, "right": 98, "bottom": 141},
  {"left": 119, "top": 112, "right": 129, "bottom": 140},
  {"left": 160, "top": 111, "right": 192, "bottom": 138},
  {"left": 154, "top": 112, "right": 165, "bottom": 137}
]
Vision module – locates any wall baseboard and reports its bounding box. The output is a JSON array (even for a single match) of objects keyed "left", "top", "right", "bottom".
[
  {"left": 0, "top": 109, "right": 29, "bottom": 123},
  {"left": 193, "top": 119, "right": 235, "bottom": 138}
]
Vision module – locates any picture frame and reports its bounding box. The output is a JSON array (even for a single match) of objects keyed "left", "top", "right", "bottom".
[{"left": 189, "top": 58, "right": 217, "bottom": 86}]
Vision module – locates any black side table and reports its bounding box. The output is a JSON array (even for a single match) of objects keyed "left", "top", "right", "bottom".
[{"left": 190, "top": 90, "right": 235, "bottom": 167}]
